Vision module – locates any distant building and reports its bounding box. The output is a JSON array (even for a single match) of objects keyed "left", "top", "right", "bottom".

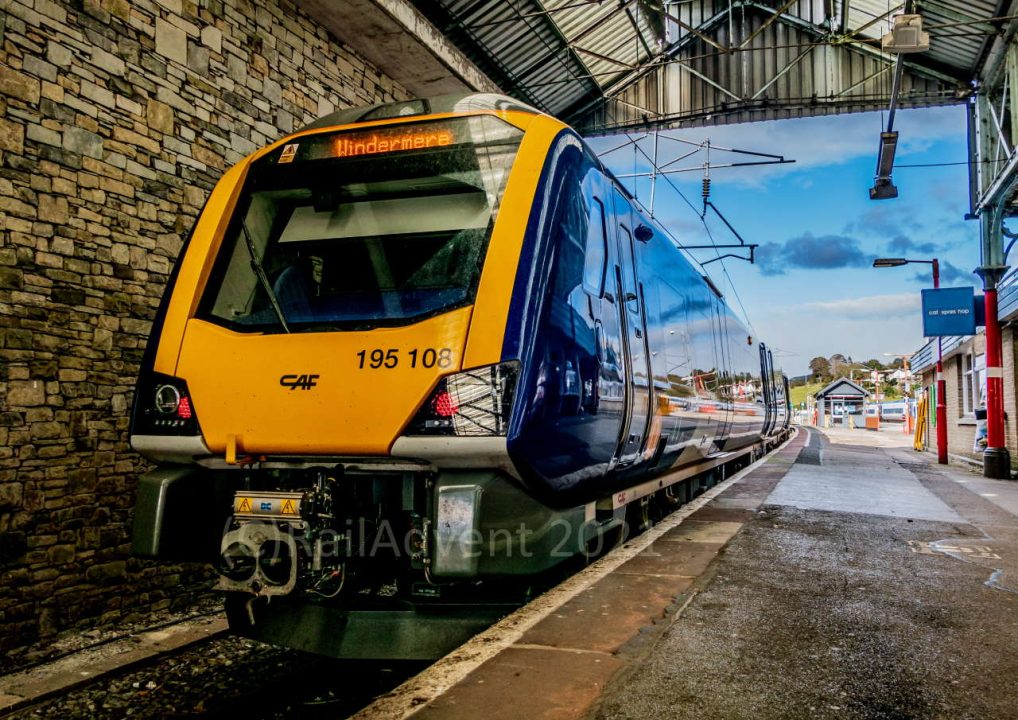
[{"left": 815, "top": 378, "right": 869, "bottom": 423}]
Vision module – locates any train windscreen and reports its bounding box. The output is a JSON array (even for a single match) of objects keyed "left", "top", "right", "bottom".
[{"left": 199, "top": 115, "right": 524, "bottom": 332}]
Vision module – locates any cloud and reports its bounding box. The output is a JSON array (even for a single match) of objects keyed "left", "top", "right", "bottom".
[
  {"left": 843, "top": 205, "right": 931, "bottom": 239},
  {"left": 887, "top": 235, "right": 938, "bottom": 255},
  {"left": 756, "top": 232, "right": 868, "bottom": 275},
  {"left": 801, "top": 293, "right": 921, "bottom": 320}
]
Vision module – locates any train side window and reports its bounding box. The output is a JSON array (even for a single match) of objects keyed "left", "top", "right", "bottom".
[{"left": 582, "top": 197, "right": 607, "bottom": 297}]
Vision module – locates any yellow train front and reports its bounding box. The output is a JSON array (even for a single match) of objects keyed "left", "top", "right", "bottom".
[{"left": 130, "top": 94, "right": 791, "bottom": 659}]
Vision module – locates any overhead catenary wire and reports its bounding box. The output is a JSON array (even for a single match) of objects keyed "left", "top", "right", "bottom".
[{"left": 621, "top": 134, "right": 758, "bottom": 337}]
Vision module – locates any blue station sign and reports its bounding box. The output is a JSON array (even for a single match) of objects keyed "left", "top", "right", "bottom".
[{"left": 921, "top": 287, "right": 976, "bottom": 337}]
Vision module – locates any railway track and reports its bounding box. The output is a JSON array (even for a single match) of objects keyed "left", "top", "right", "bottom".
[
  {"left": 3, "top": 630, "right": 427, "bottom": 720},
  {"left": 3, "top": 435, "right": 789, "bottom": 720}
]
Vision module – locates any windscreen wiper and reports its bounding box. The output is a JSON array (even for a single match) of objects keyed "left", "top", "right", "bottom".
[{"left": 240, "top": 222, "right": 290, "bottom": 334}]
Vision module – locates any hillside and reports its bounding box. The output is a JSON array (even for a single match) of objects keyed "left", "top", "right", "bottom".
[{"left": 789, "top": 382, "right": 823, "bottom": 408}]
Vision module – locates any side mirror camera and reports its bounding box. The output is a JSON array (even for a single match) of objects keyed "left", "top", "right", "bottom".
[{"left": 634, "top": 224, "right": 654, "bottom": 243}]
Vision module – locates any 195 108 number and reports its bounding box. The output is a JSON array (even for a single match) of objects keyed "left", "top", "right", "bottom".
[{"left": 356, "top": 348, "right": 453, "bottom": 370}]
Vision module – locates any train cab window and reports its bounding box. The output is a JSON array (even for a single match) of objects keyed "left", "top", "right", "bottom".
[
  {"left": 199, "top": 116, "right": 524, "bottom": 332},
  {"left": 582, "top": 198, "right": 607, "bottom": 297}
]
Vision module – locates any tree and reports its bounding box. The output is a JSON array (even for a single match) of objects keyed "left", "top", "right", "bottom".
[
  {"left": 809, "top": 356, "right": 831, "bottom": 382},
  {"left": 863, "top": 358, "right": 885, "bottom": 370},
  {"left": 881, "top": 380, "right": 901, "bottom": 399},
  {"left": 829, "top": 353, "right": 848, "bottom": 376}
]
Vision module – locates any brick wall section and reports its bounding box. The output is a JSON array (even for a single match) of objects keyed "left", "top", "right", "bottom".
[
  {"left": 0, "top": 0, "right": 408, "bottom": 665},
  {"left": 918, "top": 332, "right": 1018, "bottom": 466},
  {"left": 1002, "top": 326, "right": 1017, "bottom": 454},
  {"left": 945, "top": 352, "right": 977, "bottom": 458}
]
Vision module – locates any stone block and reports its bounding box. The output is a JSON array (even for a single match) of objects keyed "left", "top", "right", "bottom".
[
  {"left": 35, "top": 0, "right": 67, "bottom": 23},
  {"left": 85, "top": 560, "right": 126, "bottom": 584},
  {"left": 155, "top": 18, "right": 187, "bottom": 65},
  {"left": 91, "top": 47, "right": 126, "bottom": 76},
  {"left": 38, "top": 195, "right": 70, "bottom": 224},
  {"left": 0, "top": 66, "right": 40, "bottom": 105},
  {"left": 155, "top": 0, "right": 183, "bottom": 15},
  {"left": 6, "top": 381, "right": 45, "bottom": 407},
  {"left": 201, "top": 25, "right": 222, "bottom": 53},
  {"left": 191, "top": 143, "right": 222, "bottom": 169},
  {"left": 47, "top": 41, "right": 73, "bottom": 67},
  {"left": 0, "top": 267, "right": 24, "bottom": 290},
  {"left": 26, "top": 123, "right": 60, "bottom": 147},
  {"left": 188, "top": 43, "right": 209, "bottom": 75},
  {"left": 79, "top": 81, "right": 115, "bottom": 109},
  {"left": 167, "top": 15, "right": 199, "bottom": 36},
  {"left": 23, "top": 55, "right": 57, "bottom": 84},
  {"left": 29, "top": 422, "right": 63, "bottom": 439},
  {"left": 251, "top": 53, "right": 268, "bottom": 75},
  {"left": 48, "top": 545, "right": 75, "bottom": 564},
  {"left": 111, "top": 126, "right": 160, "bottom": 154},
  {"left": 104, "top": 0, "right": 130, "bottom": 20},
  {"left": 0, "top": 483, "right": 23, "bottom": 509},
  {"left": 0, "top": 118, "right": 25, "bottom": 153},
  {"left": 263, "top": 77, "right": 282, "bottom": 105},
  {"left": 41, "top": 81, "right": 63, "bottom": 102},
  {"left": 62, "top": 127, "right": 103, "bottom": 159},
  {"left": 99, "top": 176, "right": 134, "bottom": 198}
]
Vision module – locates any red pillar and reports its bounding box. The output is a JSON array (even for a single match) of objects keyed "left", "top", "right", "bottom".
[
  {"left": 983, "top": 286, "right": 1010, "bottom": 477},
  {"left": 932, "top": 260, "right": 948, "bottom": 464},
  {"left": 936, "top": 344, "right": 948, "bottom": 464}
]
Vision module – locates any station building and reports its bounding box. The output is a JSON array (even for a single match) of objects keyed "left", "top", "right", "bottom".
[
  {"left": 911, "top": 272, "right": 1018, "bottom": 469},
  {"left": 814, "top": 378, "right": 869, "bottom": 426}
]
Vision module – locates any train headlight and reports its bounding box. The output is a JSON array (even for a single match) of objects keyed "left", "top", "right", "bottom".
[
  {"left": 407, "top": 361, "right": 519, "bottom": 436},
  {"left": 154, "top": 384, "right": 181, "bottom": 415},
  {"left": 131, "top": 371, "right": 202, "bottom": 436}
]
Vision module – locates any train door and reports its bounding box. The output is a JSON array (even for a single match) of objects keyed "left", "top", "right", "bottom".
[
  {"left": 611, "top": 188, "right": 652, "bottom": 465},
  {"left": 764, "top": 349, "right": 776, "bottom": 434},
  {"left": 582, "top": 171, "right": 627, "bottom": 462},
  {"left": 707, "top": 292, "right": 732, "bottom": 449},
  {"left": 770, "top": 350, "right": 786, "bottom": 430},
  {"left": 759, "top": 343, "right": 774, "bottom": 436}
]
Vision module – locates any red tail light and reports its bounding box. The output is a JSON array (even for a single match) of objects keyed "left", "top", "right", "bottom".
[
  {"left": 432, "top": 391, "right": 459, "bottom": 417},
  {"left": 406, "top": 361, "right": 519, "bottom": 436},
  {"left": 177, "top": 396, "right": 193, "bottom": 419}
]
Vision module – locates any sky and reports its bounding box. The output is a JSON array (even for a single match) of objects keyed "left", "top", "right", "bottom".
[{"left": 586, "top": 105, "right": 979, "bottom": 377}]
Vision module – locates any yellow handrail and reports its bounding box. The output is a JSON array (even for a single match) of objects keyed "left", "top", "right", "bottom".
[{"left": 913, "top": 395, "right": 928, "bottom": 451}]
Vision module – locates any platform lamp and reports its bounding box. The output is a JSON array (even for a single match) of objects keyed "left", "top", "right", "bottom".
[{"left": 873, "top": 257, "right": 947, "bottom": 464}]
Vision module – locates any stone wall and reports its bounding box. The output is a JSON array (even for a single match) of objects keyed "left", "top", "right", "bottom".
[{"left": 0, "top": 0, "right": 407, "bottom": 665}]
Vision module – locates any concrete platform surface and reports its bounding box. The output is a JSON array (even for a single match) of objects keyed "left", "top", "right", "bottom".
[
  {"left": 594, "top": 430, "right": 1018, "bottom": 720},
  {"left": 371, "top": 427, "right": 1018, "bottom": 720}
]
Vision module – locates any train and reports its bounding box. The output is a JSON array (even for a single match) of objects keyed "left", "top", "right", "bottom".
[{"left": 129, "top": 93, "right": 791, "bottom": 659}]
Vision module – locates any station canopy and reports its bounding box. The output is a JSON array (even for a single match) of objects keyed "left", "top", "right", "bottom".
[{"left": 413, "top": 0, "right": 1013, "bottom": 135}]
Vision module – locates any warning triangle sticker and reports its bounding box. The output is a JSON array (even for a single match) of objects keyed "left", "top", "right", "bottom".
[
  {"left": 237, "top": 497, "right": 252, "bottom": 513},
  {"left": 281, "top": 499, "right": 296, "bottom": 515}
]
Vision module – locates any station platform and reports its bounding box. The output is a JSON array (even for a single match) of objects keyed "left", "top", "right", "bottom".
[{"left": 362, "top": 426, "right": 1018, "bottom": 720}]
